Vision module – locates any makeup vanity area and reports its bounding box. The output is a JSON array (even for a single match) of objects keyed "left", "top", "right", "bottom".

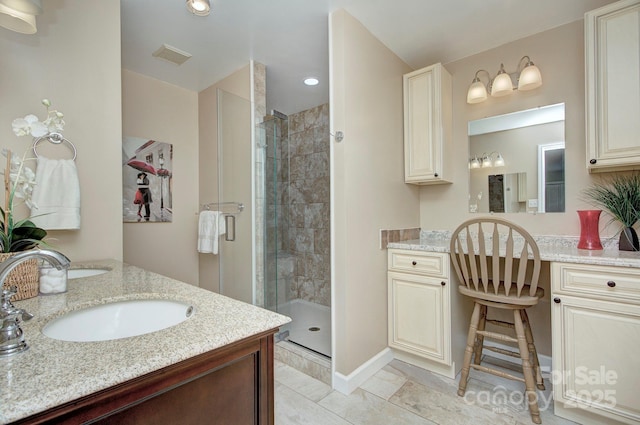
[
  {"left": 387, "top": 238, "right": 640, "bottom": 425},
  {"left": 391, "top": 2, "right": 640, "bottom": 424}
]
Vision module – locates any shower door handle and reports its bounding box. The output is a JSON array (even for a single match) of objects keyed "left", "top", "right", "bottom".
[{"left": 225, "top": 215, "right": 236, "bottom": 242}]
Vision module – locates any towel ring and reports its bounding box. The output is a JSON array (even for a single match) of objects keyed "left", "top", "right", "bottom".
[{"left": 32, "top": 132, "right": 77, "bottom": 161}]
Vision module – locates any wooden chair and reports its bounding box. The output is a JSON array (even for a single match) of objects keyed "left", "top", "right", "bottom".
[{"left": 450, "top": 217, "right": 545, "bottom": 424}]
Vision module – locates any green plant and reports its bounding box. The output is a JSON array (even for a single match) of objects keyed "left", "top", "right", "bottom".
[{"left": 582, "top": 173, "right": 640, "bottom": 228}]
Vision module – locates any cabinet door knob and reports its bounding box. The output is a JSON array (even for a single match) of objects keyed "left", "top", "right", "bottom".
[
  {"left": 553, "top": 297, "right": 561, "bottom": 304},
  {"left": 412, "top": 261, "right": 417, "bottom": 266},
  {"left": 434, "top": 173, "right": 439, "bottom": 178},
  {"left": 607, "top": 280, "right": 616, "bottom": 288},
  {"left": 441, "top": 281, "right": 446, "bottom": 286},
  {"left": 589, "top": 159, "right": 597, "bottom": 164}
]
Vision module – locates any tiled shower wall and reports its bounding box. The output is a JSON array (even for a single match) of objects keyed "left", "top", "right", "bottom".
[{"left": 288, "top": 104, "right": 331, "bottom": 307}]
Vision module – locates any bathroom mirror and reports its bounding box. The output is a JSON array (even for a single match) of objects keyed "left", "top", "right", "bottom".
[{"left": 468, "top": 103, "right": 565, "bottom": 214}]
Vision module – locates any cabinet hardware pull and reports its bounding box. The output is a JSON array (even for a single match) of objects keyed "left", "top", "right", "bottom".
[
  {"left": 553, "top": 297, "right": 561, "bottom": 304},
  {"left": 607, "top": 281, "right": 616, "bottom": 288},
  {"left": 441, "top": 281, "right": 446, "bottom": 286},
  {"left": 589, "top": 159, "right": 597, "bottom": 164},
  {"left": 411, "top": 261, "right": 417, "bottom": 266},
  {"left": 434, "top": 173, "right": 439, "bottom": 177}
]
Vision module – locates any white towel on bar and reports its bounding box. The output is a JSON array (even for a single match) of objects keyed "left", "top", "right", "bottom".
[
  {"left": 197, "top": 211, "right": 226, "bottom": 254},
  {"left": 30, "top": 156, "right": 81, "bottom": 230}
]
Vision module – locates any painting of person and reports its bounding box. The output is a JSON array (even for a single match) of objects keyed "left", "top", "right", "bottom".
[
  {"left": 122, "top": 137, "right": 173, "bottom": 223},
  {"left": 136, "top": 172, "right": 152, "bottom": 221}
]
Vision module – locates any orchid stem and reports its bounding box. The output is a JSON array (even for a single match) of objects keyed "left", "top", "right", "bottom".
[{"left": 4, "top": 150, "right": 10, "bottom": 238}]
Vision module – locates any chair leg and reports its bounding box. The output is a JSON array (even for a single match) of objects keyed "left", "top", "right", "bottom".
[
  {"left": 520, "top": 309, "right": 545, "bottom": 390},
  {"left": 514, "top": 310, "right": 541, "bottom": 424},
  {"left": 473, "top": 304, "right": 487, "bottom": 365},
  {"left": 458, "top": 302, "right": 481, "bottom": 397}
]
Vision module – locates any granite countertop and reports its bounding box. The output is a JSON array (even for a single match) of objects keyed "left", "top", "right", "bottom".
[
  {"left": 388, "top": 231, "right": 640, "bottom": 268},
  {"left": 0, "top": 260, "right": 291, "bottom": 424}
]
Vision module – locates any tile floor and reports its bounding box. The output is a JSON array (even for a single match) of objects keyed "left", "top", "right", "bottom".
[{"left": 275, "top": 356, "right": 580, "bottom": 425}]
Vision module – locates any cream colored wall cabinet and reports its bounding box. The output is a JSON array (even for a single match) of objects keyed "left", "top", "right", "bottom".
[
  {"left": 551, "top": 262, "right": 640, "bottom": 425},
  {"left": 586, "top": 0, "right": 640, "bottom": 172},
  {"left": 387, "top": 249, "right": 467, "bottom": 379},
  {"left": 403, "top": 63, "right": 452, "bottom": 184}
]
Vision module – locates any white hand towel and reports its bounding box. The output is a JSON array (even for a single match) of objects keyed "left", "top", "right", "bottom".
[
  {"left": 30, "top": 156, "right": 81, "bottom": 230},
  {"left": 197, "top": 211, "right": 227, "bottom": 255}
]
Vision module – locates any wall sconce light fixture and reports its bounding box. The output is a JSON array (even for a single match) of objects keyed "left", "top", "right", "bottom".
[
  {"left": 186, "top": 0, "right": 211, "bottom": 16},
  {"left": 469, "top": 152, "right": 505, "bottom": 169},
  {"left": 467, "top": 56, "right": 542, "bottom": 104},
  {"left": 0, "top": 0, "right": 41, "bottom": 34}
]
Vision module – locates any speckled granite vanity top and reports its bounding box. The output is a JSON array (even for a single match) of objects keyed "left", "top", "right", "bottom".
[
  {"left": 388, "top": 231, "right": 640, "bottom": 268},
  {"left": 0, "top": 260, "right": 290, "bottom": 424}
]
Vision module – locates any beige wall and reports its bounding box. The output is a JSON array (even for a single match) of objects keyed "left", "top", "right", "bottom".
[
  {"left": 0, "top": 0, "right": 122, "bottom": 262},
  {"left": 198, "top": 65, "right": 251, "bottom": 293},
  {"left": 421, "top": 20, "right": 605, "bottom": 236},
  {"left": 330, "top": 9, "right": 420, "bottom": 376},
  {"left": 122, "top": 70, "right": 199, "bottom": 285}
]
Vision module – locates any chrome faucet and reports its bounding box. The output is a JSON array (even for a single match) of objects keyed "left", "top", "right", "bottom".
[{"left": 0, "top": 249, "right": 70, "bottom": 357}]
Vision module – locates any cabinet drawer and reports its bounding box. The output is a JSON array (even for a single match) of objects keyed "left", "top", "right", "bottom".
[
  {"left": 388, "top": 249, "right": 448, "bottom": 278},
  {"left": 551, "top": 262, "right": 640, "bottom": 304}
]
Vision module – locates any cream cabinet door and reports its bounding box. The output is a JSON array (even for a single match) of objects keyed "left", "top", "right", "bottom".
[
  {"left": 403, "top": 63, "right": 452, "bottom": 185},
  {"left": 388, "top": 271, "right": 450, "bottom": 364},
  {"left": 552, "top": 295, "right": 640, "bottom": 424},
  {"left": 586, "top": 0, "right": 640, "bottom": 172}
]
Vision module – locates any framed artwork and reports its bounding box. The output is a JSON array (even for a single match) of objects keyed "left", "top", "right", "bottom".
[{"left": 122, "top": 137, "right": 173, "bottom": 223}]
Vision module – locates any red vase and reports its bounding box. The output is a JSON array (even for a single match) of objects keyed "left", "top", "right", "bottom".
[{"left": 577, "top": 210, "right": 603, "bottom": 250}]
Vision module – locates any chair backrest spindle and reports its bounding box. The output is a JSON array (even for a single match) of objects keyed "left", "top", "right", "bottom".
[{"left": 449, "top": 217, "right": 541, "bottom": 299}]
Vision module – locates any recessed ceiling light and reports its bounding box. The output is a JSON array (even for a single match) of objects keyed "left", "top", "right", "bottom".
[
  {"left": 186, "top": 0, "right": 210, "bottom": 16},
  {"left": 304, "top": 77, "right": 319, "bottom": 86}
]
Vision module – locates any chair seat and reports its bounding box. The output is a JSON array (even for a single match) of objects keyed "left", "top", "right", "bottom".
[{"left": 459, "top": 283, "right": 544, "bottom": 307}]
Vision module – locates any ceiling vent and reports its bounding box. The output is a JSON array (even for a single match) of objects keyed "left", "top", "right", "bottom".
[{"left": 152, "top": 44, "right": 192, "bottom": 65}]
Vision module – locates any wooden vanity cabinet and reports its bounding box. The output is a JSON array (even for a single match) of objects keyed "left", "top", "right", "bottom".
[
  {"left": 403, "top": 63, "right": 453, "bottom": 185},
  {"left": 13, "top": 331, "right": 277, "bottom": 425},
  {"left": 551, "top": 262, "right": 640, "bottom": 425},
  {"left": 387, "top": 249, "right": 468, "bottom": 379},
  {"left": 585, "top": 0, "right": 640, "bottom": 172}
]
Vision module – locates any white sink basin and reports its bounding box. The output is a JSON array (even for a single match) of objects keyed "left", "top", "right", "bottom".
[
  {"left": 67, "top": 268, "right": 111, "bottom": 279},
  {"left": 43, "top": 299, "right": 194, "bottom": 342}
]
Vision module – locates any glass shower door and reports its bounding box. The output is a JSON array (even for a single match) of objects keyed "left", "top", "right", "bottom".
[{"left": 261, "top": 114, "right": 289, "bottom": 312}]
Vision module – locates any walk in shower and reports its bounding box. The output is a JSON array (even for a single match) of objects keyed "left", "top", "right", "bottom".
[{"left": 258, "top": 104, "right": 331, "bottom": 358}]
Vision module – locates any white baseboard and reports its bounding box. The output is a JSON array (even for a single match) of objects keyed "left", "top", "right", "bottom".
[
  {"left": 483, "top": 340, "right": 552, "bottom": 373},
  {"left": 333, "top": 347, "right": 394, "bottom": 395}
]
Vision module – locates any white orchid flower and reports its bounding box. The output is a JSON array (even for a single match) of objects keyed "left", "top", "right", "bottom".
[
  {"left": 44, "top": 112, "right": 65, "bottom": 133},
  {"left": 30, "top": 121, "right": 48, "bottom": 137},
  {"left": 1, "top": 149, "right": 37, "bottom": 205},
  {"left": 12, "top": 99, "right": 65, "bottom": 138},
  {"left": 12, "top": 114, "right": 48, "bottom": 137}
]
